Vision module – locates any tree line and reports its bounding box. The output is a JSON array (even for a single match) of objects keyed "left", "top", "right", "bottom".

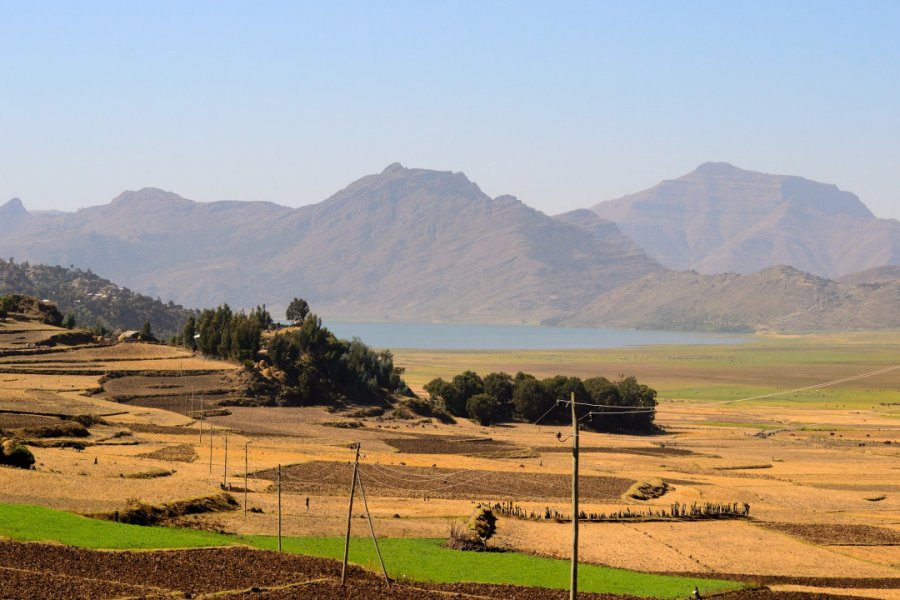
[{"left": 423, "top": 371, "right": 657, "bottom": 432}]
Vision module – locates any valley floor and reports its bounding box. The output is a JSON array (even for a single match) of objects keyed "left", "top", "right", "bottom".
[{"left": 1, "top": 315, "right": 899, "bottom": 598}]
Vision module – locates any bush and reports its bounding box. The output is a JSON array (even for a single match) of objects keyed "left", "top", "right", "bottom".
[
  {"left": 0, "top": 439, "right": 36, "bottom": 469},
  {"left": 403, "top": 397, "right": 456, "bottom": 424},
  {"left": 468, "top": 507, "right": 497, "bottom": 546},
  {"left": 466, "top": 393, "right": 500, "bottom": 425}
]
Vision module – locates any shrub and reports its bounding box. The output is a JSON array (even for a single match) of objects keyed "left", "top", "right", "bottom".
[
  {"left": 0, "top": 439, "right": 36, "bottom": 469},
  {"left": 403, "top": 397, "right": 455, "bottom": 424}
]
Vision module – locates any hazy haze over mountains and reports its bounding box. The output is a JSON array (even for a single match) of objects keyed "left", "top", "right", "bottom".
[
  {"left": 0, "top": 164, "right": 661, "bottom": 323},
  {"left": 3, "top": 162, "right": 900, "bottom": 332},
  {"left": 591, "top": 162, "right": 900, "bottom": 278}
]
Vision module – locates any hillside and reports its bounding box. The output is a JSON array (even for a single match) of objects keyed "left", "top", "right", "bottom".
[
  {"left": 555, "top": 265, "right": 900, "bottom": 332},
  {"left": 0, "top": 165, "right": 662, "bottom": 323},
  {"left": 0, "top": 259, "right": 196, "bottom": 338},
  {"left": 591, "top": 162, "right": 900, "bottom": 278}
]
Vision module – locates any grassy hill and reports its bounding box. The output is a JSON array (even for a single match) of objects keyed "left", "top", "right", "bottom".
[{"left": 0, "top": 259, "right": 196, "bottom": 338}]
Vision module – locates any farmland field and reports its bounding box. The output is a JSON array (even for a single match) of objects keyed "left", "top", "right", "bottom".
[{"left": 1, "top": 314, "right": 899, "bottom": 598}]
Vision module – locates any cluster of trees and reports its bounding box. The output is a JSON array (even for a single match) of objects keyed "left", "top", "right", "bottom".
[
  {"left": 178, "top": 297, "right": 410, "bottom": 407},
  {"left": 181, "top": 304, "right": 274, "bottom": 362},
  {"left": 424, "top": 371, "right": 657, "bottom": 432},
  {"left": 267, "top": 310, "right": 410, "bottom": 406}
]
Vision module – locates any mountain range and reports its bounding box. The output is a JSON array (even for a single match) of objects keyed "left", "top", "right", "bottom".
[
  {"left": 591, "top": 162, "right": 900, "bottom": 278},
  {"left": 0, "top": 164, "right": 661, "bottom": 324},
  {"left": 1, "top": 162, "right": 899, "bottom": 332}
]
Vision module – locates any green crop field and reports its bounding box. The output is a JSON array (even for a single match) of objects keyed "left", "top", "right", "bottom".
[{"left": 0, "top": 504, "right": 743, "bottom": 598}]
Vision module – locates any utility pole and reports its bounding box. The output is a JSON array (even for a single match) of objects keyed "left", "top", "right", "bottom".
[
  {"left": 198, "top": 398, "right": 203, "bottom": 445},
  {"left": 209, "top": 419, "right": 213, "bottom": 475},
  {"left": 277, "top": 464, "right": 282, "bottom": 552},
  {"left": 341, "top": 443, "right": 361, "bottom": 586},
  {"left": 356, "top": 468, "right": 389, "bottom": 585},
  {"left": 570, "top": 390, "right": 579, "bottom": 600},
  {"left": 223, "top": 431, "right": 228, "bottom": 488},
  {"left": 244, "top": 442, "right": 249, "bottom": 517}
]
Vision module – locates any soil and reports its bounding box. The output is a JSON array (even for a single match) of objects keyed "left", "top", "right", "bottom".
[
  {"left": 125, "top": 423, "right": 198, "bottom": 436},
  {"left": 0, "top": 540, "right": 863, "bottom": 600},
  {"left": 662, "top": 571, "right": 900, "bottom": 590},
  {"left": 0, "top": 413, "right": 61, "bottom": 429},
  {"left": 255, "top": 461, "right": 634, "bottom": 501},
  {"left": 136, "top": 444, "right": 198, "bottom": 463},
  {"left": 535, "top": 445, "right": 701, "bottom": 458},
  {"left": 385, "top": 435, "right": 535, "bottom": 457},
  {"left": 760, "top": 523, "right": 900, "bottom": 546}
]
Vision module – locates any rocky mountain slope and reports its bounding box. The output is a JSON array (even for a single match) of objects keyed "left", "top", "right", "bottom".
[
  {"left": 0, "top": 165, "right": 662, "bottom": 323},
  {"left": 591, "top": 162, "right": 900, "bottom": 278},
  {"left": 554, "top": 265, "right": 900, "bottom": 332}
]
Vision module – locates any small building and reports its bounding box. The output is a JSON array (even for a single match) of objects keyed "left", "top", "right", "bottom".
[{"left": 118, "top": 330, "right": 140, "bottom": 343}]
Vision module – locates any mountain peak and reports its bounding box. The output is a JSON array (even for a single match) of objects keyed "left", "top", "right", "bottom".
[
  {"left": 1, "top": 197, "right": 26, "bottom": 212},
  {"left": 382, "top": 162, "right": 407, "bottom": 174},
  {"left": 110, "top": 188, "right": 194, "bottom": 208},
  {"left": 688, "top": 162, "right": 750, "bottom": 178}
]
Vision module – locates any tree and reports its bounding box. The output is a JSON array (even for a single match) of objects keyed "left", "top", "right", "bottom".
[
  {"left": 424, "top": 378, "right": 464, "bottom": 415},
  {"left": 541, "top": 375, "right": 588, "bottom": 422},
  {"left": 512, "top": 374, "right": 552, "bottom": 421},
  {"left": 286, "top": 298, "right": 310, "bottom": 326},
  {"left": 615, "top": 376, "right": 658, "bottom": 432},
  {"left": 446, "top": 370, "right": 483, "bottom": 416},
  {"left": 483, "top": 372, "right": 514, "bottom": 418},
  {"left": 62, "top": 313, "right": 77, "bottom": 329},
  {"left": 139, "top": 321, "right": 157, "bottom": 342},
  {"left": 181, "top": 317, "right": 196, "bottom": 349},
  {"left": 466, "top": 393, "right": 500, "bottom": 425}
]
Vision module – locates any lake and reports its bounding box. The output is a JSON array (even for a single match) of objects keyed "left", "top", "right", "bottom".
[{"left": 324, "top": 321, "right": 748, "bottom": 350}]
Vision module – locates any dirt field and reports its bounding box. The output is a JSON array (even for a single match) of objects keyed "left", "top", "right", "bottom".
[
  {"left": 2, "top": 315, "right": 900, "bottom": 598},
  {"left": 0, "top": 539, "right": 877, "bottom": 600},
  {"left": 255, "top": 460, "right": 634, "bottom": 501}
]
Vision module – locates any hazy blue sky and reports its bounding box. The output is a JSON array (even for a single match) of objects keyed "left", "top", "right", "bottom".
[{"left": 2, "top": 1, "right": 898, "bottom": 218}]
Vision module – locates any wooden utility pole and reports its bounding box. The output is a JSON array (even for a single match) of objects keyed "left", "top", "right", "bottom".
[
  {"left": 277, "top": 464, "right": 282, "bottom": 552},
  {"left": 570, "top": 390, "right": 579, "bottom": 600},
  {"left": 198, "top": 399, "right": 203, "bottom": 445},
  {"left": 244, "top": 443, "right": 249, "bottom": 517},
  {"left": 209, "top": 419, "right": 213, "bottom": 474},
  {"left": 341, "top": 443, "right": 361, "bottom": 586},
  {"left": 223, "top": 431, "right": 228, "bottom": 488},
  {"left": 356, "top": 469, "right": 389, "bottom": 585}
]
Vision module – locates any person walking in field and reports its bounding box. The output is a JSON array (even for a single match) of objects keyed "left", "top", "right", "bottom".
[
  {"left": 692, "top": 586, "right": 702, "bottom": 599},
  {"left": 305, "top": 496, "right": 310, "bottom": 513}
]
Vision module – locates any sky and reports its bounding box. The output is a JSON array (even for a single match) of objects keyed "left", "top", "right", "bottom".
[{"left": 2, "top": 1, "right": 899, "bottom": 219}]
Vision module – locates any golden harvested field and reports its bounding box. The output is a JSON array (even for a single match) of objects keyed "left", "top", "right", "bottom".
[{"left": 1, "top": 315, "right": 899, "bottom": 597}]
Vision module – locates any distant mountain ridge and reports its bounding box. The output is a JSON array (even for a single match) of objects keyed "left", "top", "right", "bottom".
[
  {"left": 554, "top": 265, "right": 900, "bottom": 332},
  {"left": 591, "top": 162, "right": 900, "bottom": 278},
  {"left": 0, "top": 164, "right": 662, "bottom": 324}
]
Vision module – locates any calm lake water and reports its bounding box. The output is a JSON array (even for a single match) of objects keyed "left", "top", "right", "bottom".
[{"left": 324, "top": 321, "right": 748, "bottom": 350}]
